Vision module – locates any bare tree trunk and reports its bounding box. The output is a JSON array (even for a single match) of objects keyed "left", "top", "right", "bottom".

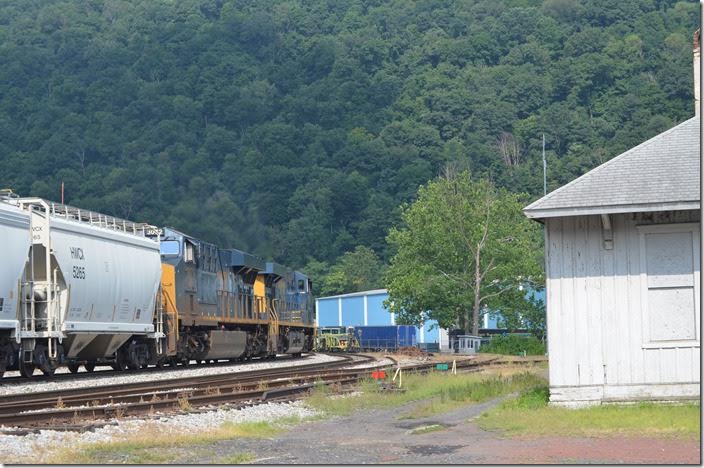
[{"left": 472, "top": 247, "right": 481, "bottom": 336}]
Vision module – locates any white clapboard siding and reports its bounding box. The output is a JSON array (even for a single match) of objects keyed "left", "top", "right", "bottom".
[{"left": 545, "top": 210, "right": 700, "bottom": 405}]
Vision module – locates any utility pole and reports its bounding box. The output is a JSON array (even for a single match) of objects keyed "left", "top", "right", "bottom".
[{"left": 542, "top": 133, "right": 547, "bottom": 196}]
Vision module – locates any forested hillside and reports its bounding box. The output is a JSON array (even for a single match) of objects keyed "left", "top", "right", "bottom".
[{"left": 0, "top": 0, "right": 698, "bottom": 281}]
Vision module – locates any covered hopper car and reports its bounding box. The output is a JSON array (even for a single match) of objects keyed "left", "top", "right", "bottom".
[
  {"left": 0, "top": 192, "right": 315, "bottom": 377},
  {"left": 0, "top": 194, "right": 162, "bottom": 377}
]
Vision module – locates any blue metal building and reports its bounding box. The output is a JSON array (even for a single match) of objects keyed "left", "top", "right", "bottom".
[
  {"left": 482, "top": 287, "right": 546, "bottom": 331},
  {"left": 316, "top": 287, "right": 546, "bottom": 349},
  {"left": 315, "top": 289, "right": 442, "bottom": 346}
]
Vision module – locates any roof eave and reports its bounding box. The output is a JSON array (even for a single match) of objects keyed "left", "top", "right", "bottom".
[
  {"left": 524, "top": 201, "right": 701, "bottom": 220},
  {"left": 316, "top": 288, "right": 388, "bottom": 301}
]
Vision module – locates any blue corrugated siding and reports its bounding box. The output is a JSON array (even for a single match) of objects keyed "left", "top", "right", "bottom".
[
  {"left": 316, "top": 291, "right": 452, "bottom": 347},
  {"left": 341, "top": 296, "right": 364, "bottom": 326},
  {"left": 366, "top": 293, "right": 392, "bottom": 325},
  {"left": 484, "top": 313, "right": 500, "bottom": 329},
  {"left": 529, "top": 288, "right": 546, "bottom": 302},
  {"left": 317, "top": 299, "right": 339, "bottom": 326},
  {"left": 480, "top": 287, "right": 546, "bottom": 329},
  {"left": 424, "top": 320, "right": 439, "bottom": 343},
  {"left": 415, "top": 320, "right": 440, "bottom": 344}
]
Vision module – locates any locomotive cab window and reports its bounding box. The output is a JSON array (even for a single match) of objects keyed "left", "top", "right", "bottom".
[
  {"left": 184, "top": 241, "right": 195, "bottom": 263},
  {"left": 298, "top": 279, "right": 306, "bottom": 291},
  {"left": 160, "top": 240, "right": 180, "bottom": 256}
]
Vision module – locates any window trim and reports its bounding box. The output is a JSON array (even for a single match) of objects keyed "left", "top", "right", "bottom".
[{"left": 637, "top": 223, "right": 700, "bottom": 349}]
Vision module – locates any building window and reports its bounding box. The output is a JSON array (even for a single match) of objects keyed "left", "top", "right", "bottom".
[{"left": 638, "top": 223, "right": 700, "bottom": 346}]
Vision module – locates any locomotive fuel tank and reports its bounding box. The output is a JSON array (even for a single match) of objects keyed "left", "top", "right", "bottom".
[{"left": 203, "top": 330, "right": 247, "bottom": 360}]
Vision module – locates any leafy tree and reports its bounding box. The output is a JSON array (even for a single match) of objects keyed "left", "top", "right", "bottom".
[
  {"left": 319, "top": 246, "right": 386, "bottom": 296},
  {"left": 0, "top": 0, "right": 698, "bottom": 282},
  {"left": 491, "top": 287, "right": 547, "bottom": 341},
  {"left": 385, "top": 170, "right": 543, "bottom": 335}
]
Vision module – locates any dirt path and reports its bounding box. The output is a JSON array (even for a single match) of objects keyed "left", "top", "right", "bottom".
[{"left": 176, "top": 398, "right": 700, "bottom": 464}]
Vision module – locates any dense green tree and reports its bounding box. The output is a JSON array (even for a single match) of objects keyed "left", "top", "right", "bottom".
[
  {"left": 0, "top": 0, "right": 698, "bottom": 284},
  {"left": 319, "top": 246, "right": 386, "bottom": 296},
  {"left": 385, "top": 170, "right": 543, "bottom": 335}
]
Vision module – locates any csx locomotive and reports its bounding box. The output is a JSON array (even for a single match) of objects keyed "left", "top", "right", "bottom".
[{"left": 0, "top": 191, "right": 314, "bottom": 377}]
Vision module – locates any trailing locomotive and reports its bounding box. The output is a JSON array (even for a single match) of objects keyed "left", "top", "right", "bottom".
[
  {"left": 156, "top": 227, "right": 315, "bottom": 366},
  {"left": 0, "top": 192, "right": 314, "bottom": 377}
]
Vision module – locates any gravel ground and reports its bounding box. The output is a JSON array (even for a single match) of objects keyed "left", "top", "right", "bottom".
[
  {"left": 0, "top": 352, "right": 379, "bottom": 463},
  {"left": 0, "top": 352, "right": 445, "bottom": 464},
  {"left": 0, "top": 400, "right": 320, "bottom": 463},
  {"left": 181, "top": 397, "right": 700, "bottom": 464},
  {"left": 344, "top": 358, "right": 393, "bottom": 369},
  {"left": 0, "top": 353, "right": 343, "bottom": 396}
]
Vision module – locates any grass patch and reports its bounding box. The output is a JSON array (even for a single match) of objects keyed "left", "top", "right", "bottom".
[
  {"left": 49, "top": 421, "right": 284, "bottom": 464},
  {"left": 479, "top": 384, "right": 700, "bottom": 439},
  {"left": 213, "top": 452, "right": 256, "bottom": 464},
  {"left": 305, "top": 369, "right": 545, "bottom": 419}
]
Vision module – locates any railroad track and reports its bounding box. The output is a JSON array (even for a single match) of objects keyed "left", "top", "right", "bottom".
[
  {"left": 0, "top": 353, "right": 375, "bottom": 429},
  {"left": 0, "top": 354, "right": 306, "bottom": 385},
  {"left": 0, "top": 353, "right": 538, "bottom": 431}
]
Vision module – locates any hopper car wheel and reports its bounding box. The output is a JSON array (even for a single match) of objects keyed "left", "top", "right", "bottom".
[
  {"left": 67, "top": 362, "right": 80, "bottom": 374},
  {"left": 19, "top": 361, "right": 35, "bottom": 378},
  {"left": 34, "top": 345, "right": 56, "bottom": 376},
  {"left": 84, "top": 362, "right": 96, "bottom": 373}
]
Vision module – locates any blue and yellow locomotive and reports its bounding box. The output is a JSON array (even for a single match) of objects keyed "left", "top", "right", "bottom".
[{"left": 155, "top": 227, "right": 315, "bottom": 366}]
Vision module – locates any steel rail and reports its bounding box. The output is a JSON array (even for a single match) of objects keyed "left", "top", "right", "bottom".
[
  {"left": 0, "top": 375, "right": 362, "bottom": 427},
  {"left": 0, "top": 368, "right": 377, "bottom": 415},
  {"left": 0, "top": 354, "right": 378, "bottom": 426},
  {"left": 0, "top": 354, "right": 365, "bottom": 406},
  {"left": 0, "top": 354, "right": 307, "bottom": 384},
  {"left": 0, "top": 353, "right": 531, "bottom": 430}
]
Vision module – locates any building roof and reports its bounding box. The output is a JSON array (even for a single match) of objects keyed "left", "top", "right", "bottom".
[
  {"left": 316, "top": 289, "right": 388, "bottom": 301},
  {"left": 524, "top": 116, "right": 701, "bottom": 219}
]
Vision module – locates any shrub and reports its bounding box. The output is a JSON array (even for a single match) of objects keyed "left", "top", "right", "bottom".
[
  {"left": 512, "top": 385, "right": 549, "bottom": 409},
  {"left": 479, "top": 335, "right": 545, "bottom": 355}
]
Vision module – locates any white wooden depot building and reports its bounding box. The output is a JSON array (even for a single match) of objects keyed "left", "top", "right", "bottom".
[{"left": 524, "top": 115, "right": 701, "bottom": 406}]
